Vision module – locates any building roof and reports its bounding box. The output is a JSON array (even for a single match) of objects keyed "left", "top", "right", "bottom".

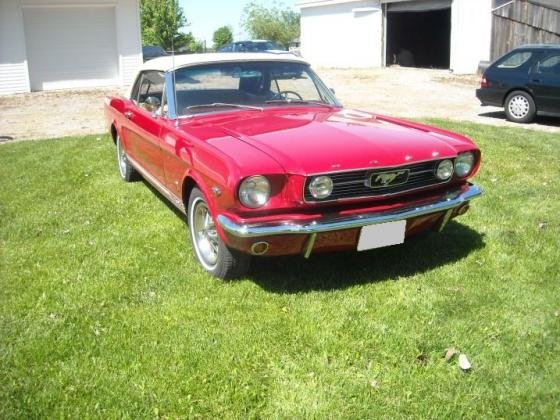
[{"left": 142, "top": 52, "right": 308, "bottom": 72}]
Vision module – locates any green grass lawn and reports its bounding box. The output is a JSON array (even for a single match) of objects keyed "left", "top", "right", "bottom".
[{"left": 1, "top": 121, "right": 559, "bottom": 418}]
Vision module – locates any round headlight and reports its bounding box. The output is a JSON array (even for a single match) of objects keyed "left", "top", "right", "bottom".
[
  {"left": 238, "top": 176, "right": 271, "bottom": 208},
  {"left": 455, "top": 152, "right": 475, "bottom": 177},
  {"left": 435, "top": 159, "right": 454, "bottom": 180},
  {"left": 309, "top": 176, "right": 333, "bottom": 199}
]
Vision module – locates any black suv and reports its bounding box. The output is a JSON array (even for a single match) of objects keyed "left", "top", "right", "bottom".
[{"left": 476, "top": 44, "right": 560, "bottom": 123}]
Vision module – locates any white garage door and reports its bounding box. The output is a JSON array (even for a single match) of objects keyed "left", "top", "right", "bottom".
[{"left": 23, "top": 6, "right": 118, "bottom": 91}]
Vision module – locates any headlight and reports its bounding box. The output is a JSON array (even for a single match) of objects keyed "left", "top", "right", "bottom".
[
  {"left": 238, "top": 176, "right": 271, "bottom": 208},
  {"left": 455, "top": 152, "right": 475, "bottom": 177},
  {"left": 435, "top": 159, "right": 454, "bottom": 180},
  {"left": 308, "top": 176, "right": 333, "bottom": 199}
]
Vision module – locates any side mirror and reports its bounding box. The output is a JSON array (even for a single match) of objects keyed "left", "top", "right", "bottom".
[{"left": 143, "top": 96, "right": 161, "bottom": 113}]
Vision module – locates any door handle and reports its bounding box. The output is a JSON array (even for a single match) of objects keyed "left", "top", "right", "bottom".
[{"left": 124, "top": 111, "right": 133, "bottom": 119}]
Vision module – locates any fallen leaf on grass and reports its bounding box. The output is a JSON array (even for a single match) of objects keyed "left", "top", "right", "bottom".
[
  {"left": 444, "top": 347, "right": 459, "bottom": 362},
  {"left": 459, "top": 354, "right": 471, "bottom": 371},
  {"left": 538, "top": 222, "right": 547, "bottom": 229},
  {"left": 554, "top": 310, "right": 559, "bottom": 317},
  {"left": 369, "top": 380, "right": 379, "bottom": 389}
]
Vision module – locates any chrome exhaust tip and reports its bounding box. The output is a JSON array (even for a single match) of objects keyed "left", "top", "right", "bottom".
[{"left": 250, "top": 241, "right": 270, "bottom": 255}]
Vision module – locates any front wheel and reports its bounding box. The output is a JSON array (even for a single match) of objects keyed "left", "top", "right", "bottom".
[
  {"left": 116, "top": 135, "right": 140, "bottom": 182},
  {"left": 504, "top": 91, "right": 536, "bottom": 123},
  {"left": 188, "top": 188, "right": 251, "bottom": 279}
]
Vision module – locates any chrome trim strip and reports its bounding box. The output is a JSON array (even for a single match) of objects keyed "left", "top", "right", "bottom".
[
  {"left": 127, "top": 155, "right": 186, "bottom": 214},
  {"left": 304, "top": 156, "right": 457, "bottom": 177},
  {"left": 217, "top": 184, "right": 482, "bottom": 238},
  {"left": 411, "top": 169, "right": 436, "bottom": 175}
]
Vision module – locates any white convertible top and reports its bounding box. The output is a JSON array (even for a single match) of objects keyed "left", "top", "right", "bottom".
[{"left": 141, "top": 52, "right": 308, "bottom": 72}]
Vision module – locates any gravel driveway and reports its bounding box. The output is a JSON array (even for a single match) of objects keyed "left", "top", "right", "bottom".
[
  {"left": 320, "top": 67, "right": 559, "bottom": 132},
  {"left": 0, "top": 67, "right": 558, "bottom": 142}
]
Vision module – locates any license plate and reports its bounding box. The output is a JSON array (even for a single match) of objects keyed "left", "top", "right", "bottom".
[{"left": 357, "top": 220, "right": 406, "bottom": 251}]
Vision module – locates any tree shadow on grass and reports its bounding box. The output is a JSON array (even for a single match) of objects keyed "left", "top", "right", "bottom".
[{"left": 248, "top": 222, "right": 485, "bottom": 294}]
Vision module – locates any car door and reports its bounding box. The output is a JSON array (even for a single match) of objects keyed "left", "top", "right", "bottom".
[
  {"left": 158, "top": 73, "right": 194, "bottom": 197},
  {"left": 529, "top": 52, "right": 560, "bottom": 114},
  {"left": 122, "top": 71, "right": 165, "bottom": 181}
]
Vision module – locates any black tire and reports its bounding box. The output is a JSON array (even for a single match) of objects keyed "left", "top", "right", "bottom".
[
  {"left": 187, "top": 188, "right": 251, "bottom": 279},
  {"left": 116, "top": 134, "right": 140, "bottom": 182},
  {"left": 504, "top": 91, "right": 536, "bottom": 123}
]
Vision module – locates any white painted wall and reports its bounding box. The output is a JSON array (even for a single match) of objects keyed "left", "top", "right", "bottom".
[
  {"left": 300, "top": 0, "right": 383, "bottom": 68},
  {"left": 450, "top": 0, "right": 492, "bottom": 73},
  {"left": 0, "top": 0, "right": 142, "bottom": 95},
  {"left": 299, "top": 0, "right": 493, "bottom": 74},
  {"left": 0, "top": 1, "right": 31, "bottom": 95}
]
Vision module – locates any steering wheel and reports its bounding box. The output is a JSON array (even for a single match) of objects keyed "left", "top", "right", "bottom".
[{"left": 272, "top": 90, "right": 303, "bottom": 101}]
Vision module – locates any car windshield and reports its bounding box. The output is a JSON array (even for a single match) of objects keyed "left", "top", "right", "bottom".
[{"left": 172, "top": 61, "right": 339, "bottom": 116}]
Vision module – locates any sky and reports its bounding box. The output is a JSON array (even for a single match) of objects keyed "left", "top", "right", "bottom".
[{"left": 179, "top": 0, "right": 298, "bottom": 47}]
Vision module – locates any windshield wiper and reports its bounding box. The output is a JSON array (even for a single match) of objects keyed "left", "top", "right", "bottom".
[
  {"left": 264, "top": 99, "right": 333, "bottom": 108},
  {"left": 184, "top": 103, "right": 264, "bottom": 113}
]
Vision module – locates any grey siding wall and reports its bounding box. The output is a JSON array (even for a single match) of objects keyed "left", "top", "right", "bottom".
[{"left": 491, "top": 0, "right": 560, "bottom": 60}]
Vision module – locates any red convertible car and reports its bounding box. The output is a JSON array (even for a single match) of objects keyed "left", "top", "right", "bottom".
[{"left": 105, "top": 53, "right": 482, "bottom": 278}]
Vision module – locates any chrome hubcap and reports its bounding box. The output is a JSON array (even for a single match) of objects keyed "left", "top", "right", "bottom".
[
  {"left": 191, "top": 198, "right": 219, "bottom": 269},
  {"left": 116, "top": 137, "right": 127, "bottom": 177},
  {"left": 508, "top": 95, "right": 529, "bottom": 119}
]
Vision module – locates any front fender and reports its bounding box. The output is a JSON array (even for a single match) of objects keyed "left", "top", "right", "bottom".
[{"left": 181, "top": 169, "right": 232, "bottom": 243}]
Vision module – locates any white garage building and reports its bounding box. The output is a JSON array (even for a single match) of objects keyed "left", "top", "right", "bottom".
[
  {"left": 298, "top": 0, "right": 493, "bottom": 74},
  {"left": 0, "top": 0, "right": 142, "bottom": 95}
]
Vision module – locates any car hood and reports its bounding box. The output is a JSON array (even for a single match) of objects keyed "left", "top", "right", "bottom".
[{"left": 200, "top": 108, "right": 476, "bottom": 175}]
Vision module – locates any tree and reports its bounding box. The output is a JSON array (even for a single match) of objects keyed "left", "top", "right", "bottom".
[
  {"left": 140, "top": 0, "right": 187, "bottom": 50},
  {"left": 241, "top": 1, "right": 300, "bottom": 49},
  {"left": 187, "top": 38, "right": 205, "bottom": 53},
  {"left": 213, "top": 26, "right": 233, "bottom": 50},
  {"left": 175, "top": 33, "right": 204, "bottom": 53}
]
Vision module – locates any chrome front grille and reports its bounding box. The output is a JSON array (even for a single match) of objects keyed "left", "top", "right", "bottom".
[{"left": 304, "top": 160, "right": 452, "bottom": 202}]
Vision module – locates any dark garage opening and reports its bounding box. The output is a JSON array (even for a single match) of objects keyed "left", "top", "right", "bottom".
[{"left": 386, "top": 8, "right": 451, "bottom": 69}]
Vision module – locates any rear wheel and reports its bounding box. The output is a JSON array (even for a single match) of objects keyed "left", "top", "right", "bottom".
[
  {"left": 188, "top": 188, "right": 251, "bottom": 279},
  {"left": 504, "top": 91, "right": 536, "bottom": 123},
  {"left": 116, "top": 135, "right": 140, "bottom": 182}
]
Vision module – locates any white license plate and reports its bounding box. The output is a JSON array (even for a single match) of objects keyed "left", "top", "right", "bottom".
[{"left": 357, "top": 220, "right": 406, "bottom": 251}]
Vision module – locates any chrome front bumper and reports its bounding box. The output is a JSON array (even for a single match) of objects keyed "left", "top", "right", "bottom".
[{"left": 217, "top": 184, "right": 483, "bottom": 238}]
